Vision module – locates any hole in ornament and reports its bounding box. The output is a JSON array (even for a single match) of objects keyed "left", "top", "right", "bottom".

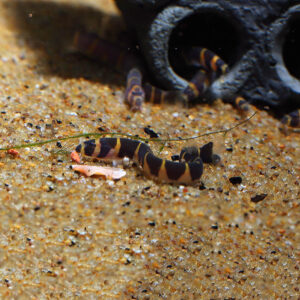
[
  {"left": 282, "top": 16, "right": 300, "bottom": 79},
  {"left": 169, "top": 11, "right": 246, "bottom": 80}
]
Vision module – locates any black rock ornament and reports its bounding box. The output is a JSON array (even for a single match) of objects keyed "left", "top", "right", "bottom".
[{"left": 115, "top": 0, "right": 300, "bottom": 108}]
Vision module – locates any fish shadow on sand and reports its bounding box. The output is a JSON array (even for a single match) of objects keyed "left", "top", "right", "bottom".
[{"left": 7, "top": 0, "right": 133, "bottom": 87}]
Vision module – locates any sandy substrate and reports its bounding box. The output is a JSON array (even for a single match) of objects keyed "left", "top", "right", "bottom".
[{"left": 0, "top": 0, "right": 299, "bottom": 298}]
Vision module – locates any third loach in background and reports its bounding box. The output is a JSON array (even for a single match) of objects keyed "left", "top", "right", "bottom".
[{"left": 115, "top": 0, "right": 300, "bottom": 113}]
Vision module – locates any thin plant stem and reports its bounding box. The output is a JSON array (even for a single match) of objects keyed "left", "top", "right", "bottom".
[{"left": 0, "top": 112, "right": 256, "bottom": 151}]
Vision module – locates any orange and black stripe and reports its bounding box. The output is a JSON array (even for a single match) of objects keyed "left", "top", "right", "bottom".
[
  {"left": 143, "top": 83, "right": 185, "bottom": 105},
  {"left": 233, "top": 96, "right": 250, "bottom": 112},
  {"left": 125, "top": 68, "right": 145, "bottom": 111},
  {"left": 183, "top": 47, "right": 229, "bottom": 76},
  {"left": 222, "top": 95, "right": 250, "bottom": 112},
  {"left": 183, "top": 69, "right": 210, "bottom": 102},
  {"left": 182, "top": 48, "right": 251, "bottom": 111},
  {"left": 143, "top": 83, "right": 168, "bottom": 104},
  {"left": 74, "top": 138, "right": 219, "bottom": 184},
  {"left": 143, "top": 70, "right": 209, "bottom": 105}
]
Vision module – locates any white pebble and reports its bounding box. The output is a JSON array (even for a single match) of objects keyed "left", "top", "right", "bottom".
[{"left": 107, "top": 180, "right": 115, "bottom": 187}]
